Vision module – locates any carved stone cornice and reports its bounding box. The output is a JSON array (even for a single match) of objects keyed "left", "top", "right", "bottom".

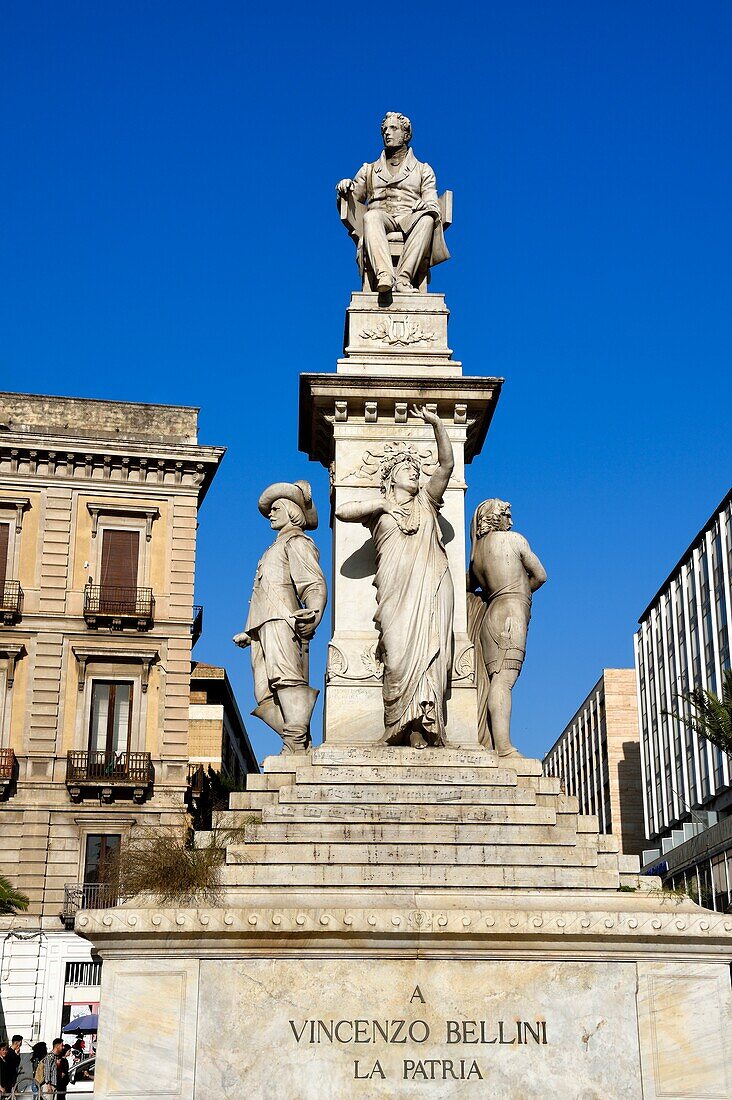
[
  {"left": 75, "top": 897, "right": 732, "bottom": 956},
  {"left": 0, "top": 643, "right": 25, "bottom": 689},
  {"left": 299, "top": 373, "right": 502, "bottom": 470},
  {"left": 72, "top": 645, "right": 158, "bottom": 692},
  {"left": 87, "top": 503, "right": 160, "bottom": 540},
  {"left": 0, "top": 496, "right": 30, "bottom": 532},
  {"left": 0, "top": 436, "right": 224, "bottom": 503}
]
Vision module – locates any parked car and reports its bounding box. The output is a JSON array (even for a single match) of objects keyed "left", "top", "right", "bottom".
[{"left": 65, "top": 1055, "right": 95, "bottom": 1093}]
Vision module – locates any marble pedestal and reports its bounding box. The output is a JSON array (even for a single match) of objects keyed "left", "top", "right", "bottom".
[
  {"left": 80, "top": 747, "right": 732, "bottom": 1098},
  {"left": 300, "top": 292, "right": 502, "bottom": 746}
]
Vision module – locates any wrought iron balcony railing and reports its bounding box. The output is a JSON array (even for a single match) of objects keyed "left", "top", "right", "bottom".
[
  {"left": 187, "top": 762, "right": 208, "bottom": 799},
  {"left": 83, "top": 583, "right": 154, "bottom": 630},
  {"left": 192, "top": 604, "right": 203, "bottom": 645},
  {"left": 0, "top": 580, "right": 23, "bottom": 624},
  {"left": 66, "top": 750, "right": 153, "bottom": 803},
  {"left": 63, "top": 882, "right": 124, "bottom": 927}
]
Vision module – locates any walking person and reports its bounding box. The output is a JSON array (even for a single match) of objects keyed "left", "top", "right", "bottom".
[
  {"left": 40, "top": 1038, "right": 63, "bottom": 1096},
  {"left": 30, "top": 1043, "right": 47, "bottom": 1098}
]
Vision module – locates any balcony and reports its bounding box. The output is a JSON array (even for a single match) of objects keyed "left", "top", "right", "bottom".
[
  {"left": 0, "top": 581, "right": 23, "bottom": 625},
  {"left": 66, "top": 750, "right": 153, "bottom": 804},
  {"left": 83, "top": 584, "right": 154, "bottom": 631},
  {"left": 191, "top": 604, "right": 203, "bottom": 645},
  {"left": 187, "top": 762, "right": 208, "bottom": 799},
  {"left": 0, "top": 747, "right": 16, "bottom": 796},
  {"left": 62, "top": 883, "right": 123, "bottom": 929}
]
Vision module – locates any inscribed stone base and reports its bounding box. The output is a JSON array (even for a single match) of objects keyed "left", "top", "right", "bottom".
[{"left": 82, "top": 898, "right": 732, "bottom": 1100}]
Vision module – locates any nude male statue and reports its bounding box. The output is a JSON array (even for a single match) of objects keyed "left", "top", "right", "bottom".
[
  {"left": 336, "top": 112, "right": 449, "bottom": 294},
  {"left": 467, "top": 499, "right": 547, "bottom": 757}
]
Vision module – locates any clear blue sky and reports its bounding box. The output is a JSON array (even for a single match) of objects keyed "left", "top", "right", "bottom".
[{"left": 3, "top": 2, "right": 731, "bottom": 762}]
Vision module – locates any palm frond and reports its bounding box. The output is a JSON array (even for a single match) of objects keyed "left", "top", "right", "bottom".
[
  {"left": 667, "top": 668, "right": 732, "bottom": 756},
  {"left": 0, "top": 874, "right": 30, "bottom": 913}
]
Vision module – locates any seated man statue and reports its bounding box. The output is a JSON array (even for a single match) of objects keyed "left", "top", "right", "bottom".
[{"left": 336, "top": 111, "right": 450, "bottom": 294}]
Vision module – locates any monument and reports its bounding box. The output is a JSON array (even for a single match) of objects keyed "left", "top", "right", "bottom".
[{"left": 79, "top": 114, "right": 732, "bottom": 1099}]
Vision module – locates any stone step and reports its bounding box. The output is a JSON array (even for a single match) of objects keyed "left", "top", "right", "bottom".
[
  {"left": 259, "top": 802, "right": 560, "bottom": 826},
  {"left": 245, "top": 773, "right": 294, "bottom": 791},
  {"left": 277, "top": 783, "right": 539, "bottom": 806},
  {"left": 226, "top": 841, "right": 601, "bottom": 868},
  {"left": 220, "top": 862, "right": 621, "bottom": 890},
  {"left": 239, "top": 822, "right": 589, "bottom": 846},
  {"left": 294, "top": 764, "right": 520, "bottom": 787},
  {"left": 229, "top": 792, "right": 280, "bottom": 812},
  {"left": 309, "top": 746, "right": 543, "bottom": 775}
]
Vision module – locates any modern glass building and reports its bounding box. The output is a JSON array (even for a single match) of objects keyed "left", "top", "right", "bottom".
[{"left": 634, "top": 487, "right": 732, "bottom": 846}]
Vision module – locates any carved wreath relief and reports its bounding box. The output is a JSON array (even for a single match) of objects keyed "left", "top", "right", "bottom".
[{"left": 360, "top": 315, "right": 435, "bottom": 346}]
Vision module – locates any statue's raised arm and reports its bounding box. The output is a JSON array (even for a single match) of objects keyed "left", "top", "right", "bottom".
[{"left": 336, "top": 112, "right": 451, "bottom": 295}]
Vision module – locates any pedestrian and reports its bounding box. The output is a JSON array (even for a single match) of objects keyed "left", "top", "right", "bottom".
[
  {"left": 30, "top": 1043, "right": 47, "bottom": 1098},
  {"left": 40, "top": 1038, "right": 63, "bottom": 1096},
  {"left": 5, "top": 1037, "right": 22, "bottom": 1098},
  {"left": 0, "top": 1040, "right": 13, "bottom": 1098},
  {"left": 5, "top": 1038, "right": 21, "bottom": 1091},
  {"left": 56, "top": 1045, "right": 71, "bottom": 1096}
]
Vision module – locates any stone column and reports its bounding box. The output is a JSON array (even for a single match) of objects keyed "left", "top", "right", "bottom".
[{"left": 300, "top": 291, "right": 502, "bottom": 747}]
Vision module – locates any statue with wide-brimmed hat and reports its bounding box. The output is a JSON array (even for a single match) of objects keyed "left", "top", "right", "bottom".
[{"left": 234, "top": 479, "right": 327, "bottom": 753}]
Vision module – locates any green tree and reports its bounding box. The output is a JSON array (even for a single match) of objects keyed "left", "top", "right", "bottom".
[
  {"left": 0, "top": 874, "right": 29, "bottom": 914},
  {"left": 672, "top": 667, "right": 732, "bottom": 755}
]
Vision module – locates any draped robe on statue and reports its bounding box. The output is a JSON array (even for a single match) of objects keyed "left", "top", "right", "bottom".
[{"left": 367, "top": 487, "right": 454, "bottom": 744}]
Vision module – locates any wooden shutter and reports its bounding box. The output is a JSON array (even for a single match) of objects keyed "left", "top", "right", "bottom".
[
  {"left": 101, "top": 529, "right": 139, "bottom": 588},
  {"left": 0, "top": 522, "right": 9, "bottom": 588}
]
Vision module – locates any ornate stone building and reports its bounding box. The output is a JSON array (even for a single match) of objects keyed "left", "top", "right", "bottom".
[{"left": 0, "top": 390, "right": 239, "bottom": 1041}]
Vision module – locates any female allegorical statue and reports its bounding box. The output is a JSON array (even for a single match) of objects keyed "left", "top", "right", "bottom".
[{"left": 336, "top": 407, "right": 454, "bottom": 748}]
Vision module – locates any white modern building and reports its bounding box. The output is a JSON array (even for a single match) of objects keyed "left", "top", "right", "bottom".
[{"left": 634, "top": 487, "right": 732, "bottom": 848}]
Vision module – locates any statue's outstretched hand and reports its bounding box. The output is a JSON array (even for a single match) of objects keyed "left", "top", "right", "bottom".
[
  {"left": 336, "top": 178, "right": 354, "bottom": 196},
  {"left": 409, "top": 404, "right": 440, "bottom": 426},
  {"left": 233, "top": 631, "right": 251, "bottom": 649}
]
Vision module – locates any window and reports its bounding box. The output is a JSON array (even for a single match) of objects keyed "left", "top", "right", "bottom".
[
  {"left": 84, "top": 834, "right": 121, "bottom": 885},
  {"left": 0, "top": 522, "right": 9, "bottom": 587},
  {"left": 88, "top": 681, "right": 133, "bottom": 756},
  {"left": 100, "top": 528, "right": 140, "bottom": 613}
]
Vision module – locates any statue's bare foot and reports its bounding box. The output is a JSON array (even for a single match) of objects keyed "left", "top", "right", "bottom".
[{"left": 409, "top": 729, "right": 428, "bottom": 750}]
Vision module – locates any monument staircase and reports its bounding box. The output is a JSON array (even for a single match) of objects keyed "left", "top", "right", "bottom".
[{"left": 211, "top": 746, "right": 642, "bottom": 894}]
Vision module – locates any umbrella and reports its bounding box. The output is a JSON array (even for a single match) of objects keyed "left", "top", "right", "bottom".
[{"left": 62, "top": 1014, "right": 98, "bottom": 1032}]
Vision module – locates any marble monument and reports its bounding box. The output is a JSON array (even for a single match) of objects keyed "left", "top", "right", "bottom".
[{"left": 80, "top": 114, "right": 732, "bottom": 1100}]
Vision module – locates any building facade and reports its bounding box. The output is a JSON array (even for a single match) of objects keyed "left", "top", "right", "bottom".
[
  {"left": 543, "top": 668, "right": 645, "bottom": 856},
  {"left": 0, "top": 390, "right": 225, "bottom": 1042},
  {"left": 634, "top": 488, "right": 732, "bottom": 845},
  {"left": 189, "top": 663, "right": 258, "bottom": 785}
]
